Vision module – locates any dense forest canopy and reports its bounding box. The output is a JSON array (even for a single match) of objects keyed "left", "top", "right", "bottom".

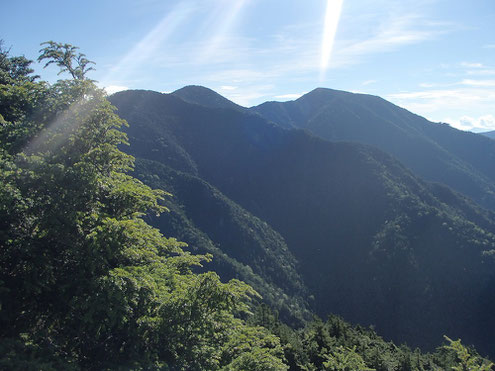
[{"left": 0, "top": 42, "right": 493, "bottom": 370}]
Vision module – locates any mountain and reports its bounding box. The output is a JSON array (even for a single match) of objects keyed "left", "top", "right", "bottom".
[
  {"left": 172, "top": 85, "right": 247, "bottom": 112},
  {"left": 481, "top": 130, "right": 495, "bottom": 140},
  {"left": 110, "top": 89, "right": 495, "bottom": 356},
  {"left": 248, "top": 87, "right": 495, "bottom": 211},
  {"left": 134, "top": 158, "right": 311, "bottom": 324}
]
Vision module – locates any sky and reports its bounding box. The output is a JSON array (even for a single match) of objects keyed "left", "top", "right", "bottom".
[{"left": 2, "top": 0, "right": 495, "bottom": 132}]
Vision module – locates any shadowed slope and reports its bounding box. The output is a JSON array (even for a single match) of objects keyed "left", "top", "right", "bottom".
[
  {"left": 251, "top": 88, "right": 495, "bottom": 210},
  {"left": 110, "top": 89, "right": 495, "bottom": 356}
]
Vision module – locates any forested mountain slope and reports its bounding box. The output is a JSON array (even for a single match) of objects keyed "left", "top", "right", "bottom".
[
  {"left": 110, "top": 89, "right": 495, "bottom": 357},
  {"left": 134, "top": 158, "right": 311, "bottom": 324},
  {"left": 248, "top": 87, "right": 495, "bottom": 211}
]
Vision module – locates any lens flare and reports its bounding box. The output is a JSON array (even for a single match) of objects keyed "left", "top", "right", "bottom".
[{"left": 320, "top": 0, "right": 344, "bottom": 81}]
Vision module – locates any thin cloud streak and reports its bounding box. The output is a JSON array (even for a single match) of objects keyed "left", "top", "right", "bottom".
[
  {"left": 331, "top": 14, "right": 447, "bottom": 68},
  {"left": 467, "top": 69, "right": 495, "bottom": 76},
  {"left": 461, "top": 79, "right": 495, "bottom": 87},
  {"left": 274, "top": 92, "right": 307, "bottom": 100},
  {"left": 461, "top": 62, "right": 484, "bottom": 68},
  {"left": 388, "top": 89, "right": 489, "bottom": 103},
  {"left": 387, "top": 87, "right": 495, "bottom": 131}
]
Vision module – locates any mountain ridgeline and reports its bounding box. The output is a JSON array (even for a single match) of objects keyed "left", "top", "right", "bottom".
[
  {"left": 109, "top": 87, "right": 495, "bottom": 357},
  {"left": 249, "top": 88, "right": 495, "bottom": 211}
]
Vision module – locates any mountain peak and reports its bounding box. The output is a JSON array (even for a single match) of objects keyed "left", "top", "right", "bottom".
[
  {"left": 298, "top": 87, "right": 380, "bottom": 103},
  {"left": 174, "top": 85, "right": 218, "bottom": 96},
  {"left": 172, "top": 85, "right": 245, "bottom": 111}
]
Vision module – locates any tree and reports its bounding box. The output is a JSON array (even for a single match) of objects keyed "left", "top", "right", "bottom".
[
  {"left": 443, "top": 336, "right": 494, "bottom": 371},
  {"left": 0, "top": 43, "right": 288, "bottom": 369},
  {"left": 38, "top": 41, "right": 95, "bottom": 80},
  {"left": 0, "top": 40, "right": 47, "bottom": 152},
  {"left": 322, "top": 346, "right": 374, "bottom": 371}
]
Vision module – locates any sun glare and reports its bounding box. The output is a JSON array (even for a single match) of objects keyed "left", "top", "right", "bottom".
[{"left": 320, "top": 0, "right": 343, "bottom": 80}]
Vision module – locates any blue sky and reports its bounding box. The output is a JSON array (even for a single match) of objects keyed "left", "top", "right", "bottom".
[{"left": 2, "top": 0, "right": 495, "bottom": 132}]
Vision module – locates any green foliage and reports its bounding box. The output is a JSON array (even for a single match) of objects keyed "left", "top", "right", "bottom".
[
  {"left": 135, "top": 158, "right": 311, "bottom": 325},
  {"left": 322, "top": 346, "right": 373, "bottom": 371},
  {"left": 249, "top": 309, "right": 495, "bottom": 371},
  {"left": 0, "top": 43, "right": 288, "bottom": 369},
  {"left": 0, "top": 42, "right": 47, "bottom": 153},
  {"left": 443, "top": 336, "right": 494, "bottom": 371},
  {"left": 38, "top": 41, "right": 95, "bottom": 80}
]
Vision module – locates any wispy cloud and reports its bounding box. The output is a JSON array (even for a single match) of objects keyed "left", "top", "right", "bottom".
[
  {"left": 330, "top": 13, "right": 450, "bottom": 68},
  {"left": 461, "top": 79, "right": 495, "bottom": 87},
  {"left": 97, "top": 0, "right": 464, "bottom": 108},
  {"left": 387, "top": 87, "right": 495, "bottom": 131},
  {"left": 388, "top": 88, "right": 491, "bottom": 107},
  {"left": 220, "top": 84, "right": 275, "bottom": 107},
  {"left": 467, "top": 69, "right": 495, "bottom": 76},
  {"left": 103, "top": 85, "right": 129, "bottom": 95},
  {"left": 444, "top": 115, "right": 495, "bottom": 132},
  {"left": 419, "top": 82, "right": 437, "bottom": 88},
  {"left": 461, "top": 62, "right": 484, "bottom": 68},
  {"left": 274, "top": 92, "right": 307, "bottom": 100},
  {"left": 362, "top": 79, "right": 377, "bottom": 86},
  {"left": 176, "top": 8, "right": 453, "bottom": 106}
]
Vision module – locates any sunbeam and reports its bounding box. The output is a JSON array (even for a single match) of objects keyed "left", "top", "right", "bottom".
[
  {"left": 197, "top": 0, "right": 249, "bottom": 63},
  {"left": 104, "top": 1, "right": 197, "bottom": 84},
  {"left": 29, "top": 2, "right": 198, "bottom": 155},
  {"left": 319, "top": 0, "right": 343, "bottom": 81}
]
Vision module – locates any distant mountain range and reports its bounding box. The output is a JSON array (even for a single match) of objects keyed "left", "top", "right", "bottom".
[
  {"left": 481, "top": 130, "right": 495, "bottom": 140},
  {"left": 173, "top": 85, "right": 495, "bottom": 211},
  {"left": 109, "top": 87, "right": 495, "bottom": 357}
]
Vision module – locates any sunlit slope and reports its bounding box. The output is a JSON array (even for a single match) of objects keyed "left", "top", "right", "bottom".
[
  {"left": 250, "top": 87, "right": 495, "bottom": 210},
  {"left": 110, "top": 89, "right": 495, "bottom": 356}
]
